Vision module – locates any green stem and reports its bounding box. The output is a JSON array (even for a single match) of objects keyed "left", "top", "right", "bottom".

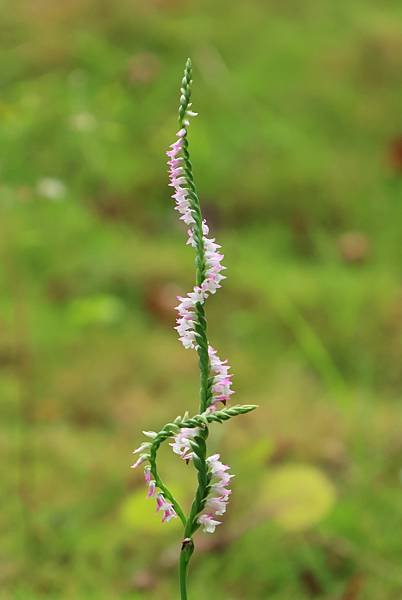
[
  {"left": 178, "top": 59, "right": 212, "bottom": 598},
  {"left": 179, "top": 538, "right": 194, "bottom": 600},
  {"left": 149, "top": 431, "right": 186, "bottom": 526},
  {"left": 179, "top": 551, "right": 188, "bottom": 600},
  {"left": 177, "top": 426, "right": 208, "bottom": 598}
]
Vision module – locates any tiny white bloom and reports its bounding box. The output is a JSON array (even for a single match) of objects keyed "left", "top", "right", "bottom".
[
  {"left": 142, "top": 431, "right": 157, "bottom": 439},
  {"left": 36, "top": 178, "right": 66, "bottom": 201}
]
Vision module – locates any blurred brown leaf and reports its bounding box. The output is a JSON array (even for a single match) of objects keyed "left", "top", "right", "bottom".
[
  {"left": 132, "top": 569, "right": 158, "bottom": 591},
  {"left": 144, "top": 280, "right": 181, "bottom": 323},
  {"left": 388, "top": 136, "right": 402, "bottom": 173},
  {"left": 340, "top": 574, "right": 364, "bottom": 600},
  {"left": 127, "top": 52, "right": 161, "bottom": 86},
  {"left": 300, "top": 569, "right": 323, "bottom": 597},
  {"left": 337, "top": 232, "right": 370, "bottom": 264}
]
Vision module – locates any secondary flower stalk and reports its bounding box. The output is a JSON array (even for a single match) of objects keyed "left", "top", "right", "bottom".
[{"left": 131, "top": 59, "right": 257, "bottom": 600}]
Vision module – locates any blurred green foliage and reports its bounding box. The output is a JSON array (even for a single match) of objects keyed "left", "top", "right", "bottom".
[{"left": 1, "top": 0, "right": 402, "bottom": 598}]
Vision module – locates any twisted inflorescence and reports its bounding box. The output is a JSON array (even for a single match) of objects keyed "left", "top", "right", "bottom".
[
  {"left": 168, "top": 60, "right": 233, "bottom": 416},
  {"left": 131, "top": 59, "right": 256, "bottom": 541},
  {"left": 132, "top": 405, "right": 257, "bottom": 530}
]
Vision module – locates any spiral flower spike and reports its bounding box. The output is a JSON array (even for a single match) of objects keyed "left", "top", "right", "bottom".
[{"left": 131, "top": 59, "right": 257, "bottom": 600}]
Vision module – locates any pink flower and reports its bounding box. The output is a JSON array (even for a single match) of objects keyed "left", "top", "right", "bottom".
[
  {"left": 144, "top": 466, "right": 152, "bottom": 483},
  {"left": 134, "top": 460, "right": 176, "bottom": 522},
  {"left": 133, "top": 441, "right": 151, "bottom": 455},
  {"left": 130, "top": 454, "right": 148, "bottom": 469},
  {"left": 166, "top": 136, "right": 184, "bottom": 159},
  {"left": 208, "top": 347, "right": 234, "bottom": 408},
  {"left": 162, "top": 506, "right": 177, "bottom": 523},
  {"left": 198, "top": 513, "right": 221, "bottom": 534},
  {"left": 166, "top": 110, "right": 234, "bottom": 413},
  {"left": 170, "top": 427, "right": 199, "bottom": 462},
  {"left": 156, "top": 493, "right": 177, "bottom": 523},
  {"left": 156, "top": 494, "right": 166, "bottom": 511},
  {"left": 147, "top": 480, "right": 157, "bottom": 498},
  {"left": 205, "top": 496, "right": 227, "bottom": 515},
  {"left": 197, "top": 454, "right": 233, "bottom": 533},
  {"left": 206, "top": 454, "right": 231, "bottom": 474}
]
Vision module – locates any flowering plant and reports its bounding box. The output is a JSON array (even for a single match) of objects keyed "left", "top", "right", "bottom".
[{"left": 131, "top": 58, "right": 257, "bottom": 599}]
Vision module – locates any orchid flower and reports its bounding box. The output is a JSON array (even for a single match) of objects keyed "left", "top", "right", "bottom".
[{"left": 131, "top": 58, "right": 257, "bottom": 599}]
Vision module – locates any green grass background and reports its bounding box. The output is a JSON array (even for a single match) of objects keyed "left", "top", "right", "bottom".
[{"left": 1, "top": 0, "right": 402, "bottom": 598}]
